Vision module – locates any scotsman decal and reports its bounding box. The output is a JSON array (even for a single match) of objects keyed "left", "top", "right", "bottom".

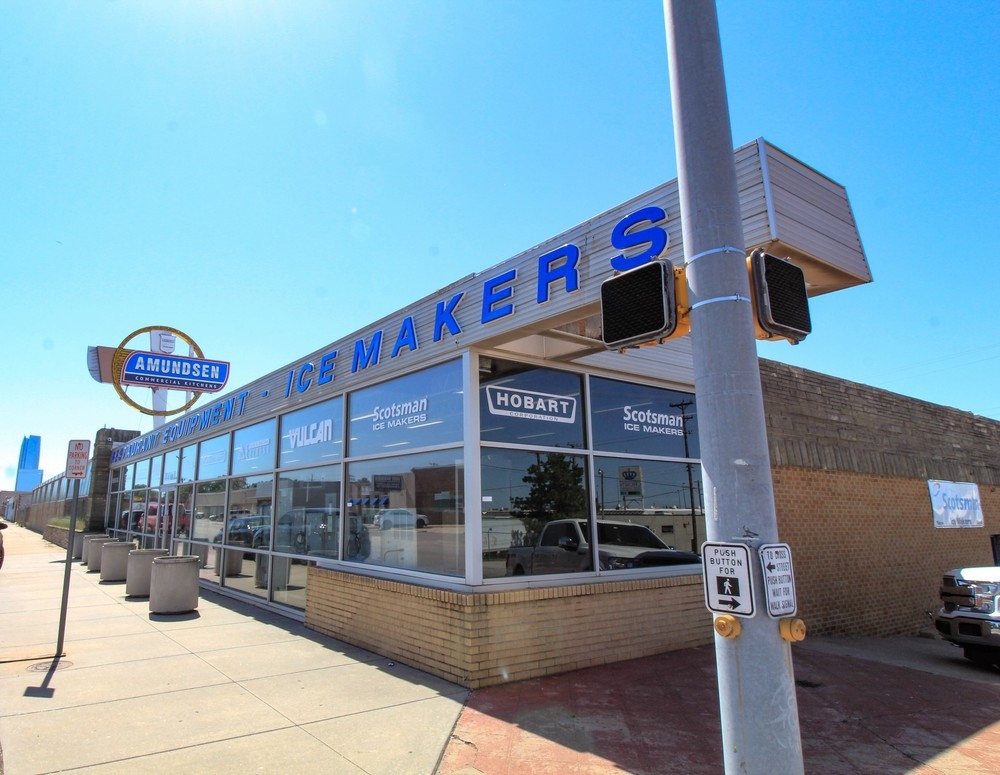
[{"left": 622, "top": 405, "right": 685, "bottom": 436}]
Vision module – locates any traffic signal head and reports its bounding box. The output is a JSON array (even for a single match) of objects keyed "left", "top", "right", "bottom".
[
  {"left": 601, "top": 260, "right": 689, "bottom": 350},
  {"left": 748, "top": 250, "right": 811, "bottom": 344}
]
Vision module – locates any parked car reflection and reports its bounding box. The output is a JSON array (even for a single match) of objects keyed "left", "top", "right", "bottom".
[
  {"left": 252, "top": 509, "right": 371, "bottom": 560},
  {"left": 213, "top": 515, "right": 270, "bottom": 547},
  {"left": 372, "top": 508, "right": 429, "bottom": 530}
]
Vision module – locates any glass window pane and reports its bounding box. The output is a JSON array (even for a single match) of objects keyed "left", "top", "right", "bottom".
[
  {"left": 347, "top": 449, "right": 464, "bottom": 577},
  {"left": 133, "top": 458, "right": 150, "bottom": 489},
  {"left": 479, "top": 359, "right": 584, "bottom": 449},
  {"left": 275, "top": 465, "right": 341, "bottom": 558},
  {"left": 232, "top": 419, "right": 276, "bottom": 476},
  {"left": 279, "top": 398, "right": 343, "bottom": 469},
  {"left": 348, "top": 360, "right": 463, "bottom": 457},
  {"left": 179, "top": 444, "right": 197, "bottom": 483},
  {"left": 174, "top": 484, "right": 193, "bottom": 539},
  {"left": 481, "top": 448, "right": 588, "bottom": 578},
  {"left": 590, "top": 376, "right": 699, "bottom": 458},
  {"left": 191, "top": 479, "right": 226, "bottom": 542},
  {"left": 163, "top": 449, "right": 180, "bottom": 485},
  {"left": 198, "top": 435, "right": 230, "bottom": 480},
  {"left": 223, "top": 475, "right": 273, "bottom": 551},
  {"left": 594, "top": 456, "right": 705, "bottom": 556},
  {"left": 149, "top": 455, "right": 163, "bottom": 488}
]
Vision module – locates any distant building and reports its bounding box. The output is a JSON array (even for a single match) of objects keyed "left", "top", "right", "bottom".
[{"left": 14, "top": 435, "right": 43, "bottom": 492}]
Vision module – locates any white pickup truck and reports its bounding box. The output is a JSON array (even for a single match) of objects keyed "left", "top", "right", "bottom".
[
  {"left": 505, "top": 519, "right": 700, "bottom": 576},
  {"left": 933, "top": 565, "right": 1000, "bottom": 668}
]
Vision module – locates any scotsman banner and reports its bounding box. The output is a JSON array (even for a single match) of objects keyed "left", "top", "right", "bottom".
[{"left": 928, "top": 479, "right": 984, "bottom": 528}]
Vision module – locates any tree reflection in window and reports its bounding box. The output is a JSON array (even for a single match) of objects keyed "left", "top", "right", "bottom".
[{"left": 510, "top": 453, "right": 587, "bottom": 546}]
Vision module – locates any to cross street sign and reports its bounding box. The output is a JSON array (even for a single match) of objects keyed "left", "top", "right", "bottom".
[
  {"left": 702, "top": 542, "right": 755, "bottom": 617},
  {"left": 759, "top": 543, "right": 797, "bottom": 618}
]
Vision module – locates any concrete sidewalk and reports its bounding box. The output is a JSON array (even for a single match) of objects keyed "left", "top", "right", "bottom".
[
  {"left": 0, "top": 522, "right": 468, "bottom": 774},
  {"left": 4, "top": 521, "right": 1000, "bottom": 774}
]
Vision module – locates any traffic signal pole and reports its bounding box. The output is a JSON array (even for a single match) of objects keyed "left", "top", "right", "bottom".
[{"left": 663, "top": 2, "right": 804, "bottom": 772}]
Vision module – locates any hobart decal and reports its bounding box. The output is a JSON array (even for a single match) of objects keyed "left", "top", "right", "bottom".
[{"left": 486, "top": 386, "right": 577, "bottom": 424}]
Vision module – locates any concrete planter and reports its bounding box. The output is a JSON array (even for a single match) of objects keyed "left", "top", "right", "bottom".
[
  {"left": 82, "top": 534, "right": 109, "bottom": 566},
  {"left": 87, "top": 538, "right": 118, "bottom": 573},
  {"left": 71, "top": 532, "right": 93, "bottom": 561},
  {"left": 100, "top": 541, "right": 135, "bottom": 582},
  {"left": 149, "top": 555, "right": 200, "bottom": 614},
  {"left": 125, "top": 549, "right": 169, "bottom": 597}
]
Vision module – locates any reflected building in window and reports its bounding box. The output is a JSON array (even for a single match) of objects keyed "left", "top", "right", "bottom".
[{"left": 15, "top": 435, "right": 43, "bottom": 492}]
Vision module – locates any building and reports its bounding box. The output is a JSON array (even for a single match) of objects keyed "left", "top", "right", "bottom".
[
  {"left": 14, "top": 435, "right": 43, "bottom": 493},
  {"left": 32, "top": 140, "right": 997, "bottom": 689}
]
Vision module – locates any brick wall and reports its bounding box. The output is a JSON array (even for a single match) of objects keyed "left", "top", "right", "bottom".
[
  {"left": 306, "top": 569, "right": 712, "bottom": 688},
  {"left": 761, "top": 359, "right": 1000, "bottom": 636},
  {"left": 773, "top": 467, "right": 999, "bottom": 636}
]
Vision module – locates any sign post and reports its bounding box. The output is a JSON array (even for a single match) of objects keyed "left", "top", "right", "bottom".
[
  {"left": 55, "top": 440, "right": 91, "bottom": 658},
  {"left": 664, "top": 1, "right": 804, "bottom": 771}
]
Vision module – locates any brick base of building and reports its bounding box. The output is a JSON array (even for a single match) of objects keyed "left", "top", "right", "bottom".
[{"left": 305, "top": 568, "right": 713, "bottom": 688}]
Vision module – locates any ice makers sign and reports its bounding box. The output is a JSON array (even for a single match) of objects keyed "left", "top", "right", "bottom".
[
  {"left": 928, "top": 480, "right": 984, "bottom": 528},
  {"left": 120, "top": 351, "right": 230, "bottom": 393},
  {"left": 486, "top": 386, "right": 577, "bottom": 424}
]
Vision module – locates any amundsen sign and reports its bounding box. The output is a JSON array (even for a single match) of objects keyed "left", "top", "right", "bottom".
[
  {"left": 90, "top": 325, "right": 231, "bottom": 418},
  {"left": 120, "top": 351, "right": 229, "bottom": 393}
]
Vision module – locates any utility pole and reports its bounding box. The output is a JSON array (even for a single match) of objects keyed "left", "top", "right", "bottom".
[
  {"left": 663, "top": 1, "right": 804, "bottom": 773},
  {"left": 669, "top": 399, "right": 698, "bottom": 552}
]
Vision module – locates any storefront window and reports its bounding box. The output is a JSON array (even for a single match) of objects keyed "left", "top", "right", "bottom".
[
  {"left": 149, "top": 455, "right": 163, "bottom": 489},
  {"left": 279, "top": 398, "right": 342, "bottom": 469},
  {"left": 232, "top": 419, "right": 276, "bottom": 476},
  {"left": 218, "top": 474, "right": 274, "bottom": 601},
  {"left": 191, "top": 479, "right": 226, "bottom": 543},
  {"left": 589, "top": 376, "right": 698, "bottom": 459},
  {"left": 275, "top": 465, "right": 341, "bottom": 558},
  {"left": 479, "top": 359, "right": 584, "bottom": 449},
  {"left": 594, "top": 455, "right": 704, "bottom": 555},
  {"left": 179, "top": 444, "right": 196, "bottom": 483},
  {"left": 346, "top": 449, "right": 464, "bottom": 577},
  {"left": 198, "top": 434, "right": 230, "bottom": 480},
  {"left": 163, "top": 449, "right": 180, "bottom": 485},
  {"left": 348, "top": 360, "right": 463, "bottom": 458},
  {"left": 481, "top": 448, "right": 588, "bottom": 578},
  {"left": 133, "top": 458, "right": 150, "bottom": 489}
]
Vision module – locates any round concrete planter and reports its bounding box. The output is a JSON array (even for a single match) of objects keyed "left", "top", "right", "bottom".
[
  {"left": 149, "top": 555, "right": 200, "bottom": 614},
  {"left": 71, "top": 532, "right": 91, "bottom": 561},
  {"left": 100, "top": 541, "right": 135, "bottom": 582},
  {"left": 87, "top": 538, "right": 120, "bottom": 573},
  {"left": 125, "top": 549, "right": 169, "bottom": 597},
  {"left": 82, "top": 535, "right": 110, "bottom": 566}
]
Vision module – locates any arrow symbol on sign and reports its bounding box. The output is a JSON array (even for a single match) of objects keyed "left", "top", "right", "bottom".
[
  {"left": 767, "top": 561, "right": 776, "bottom": 572},
  {"left": 719, "top": 598, "right": 741, "bottom": 610}
]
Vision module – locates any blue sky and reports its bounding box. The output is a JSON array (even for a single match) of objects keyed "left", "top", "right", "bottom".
[{"left": 2, "top": 1, "right": 998, "bottom": 490}]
